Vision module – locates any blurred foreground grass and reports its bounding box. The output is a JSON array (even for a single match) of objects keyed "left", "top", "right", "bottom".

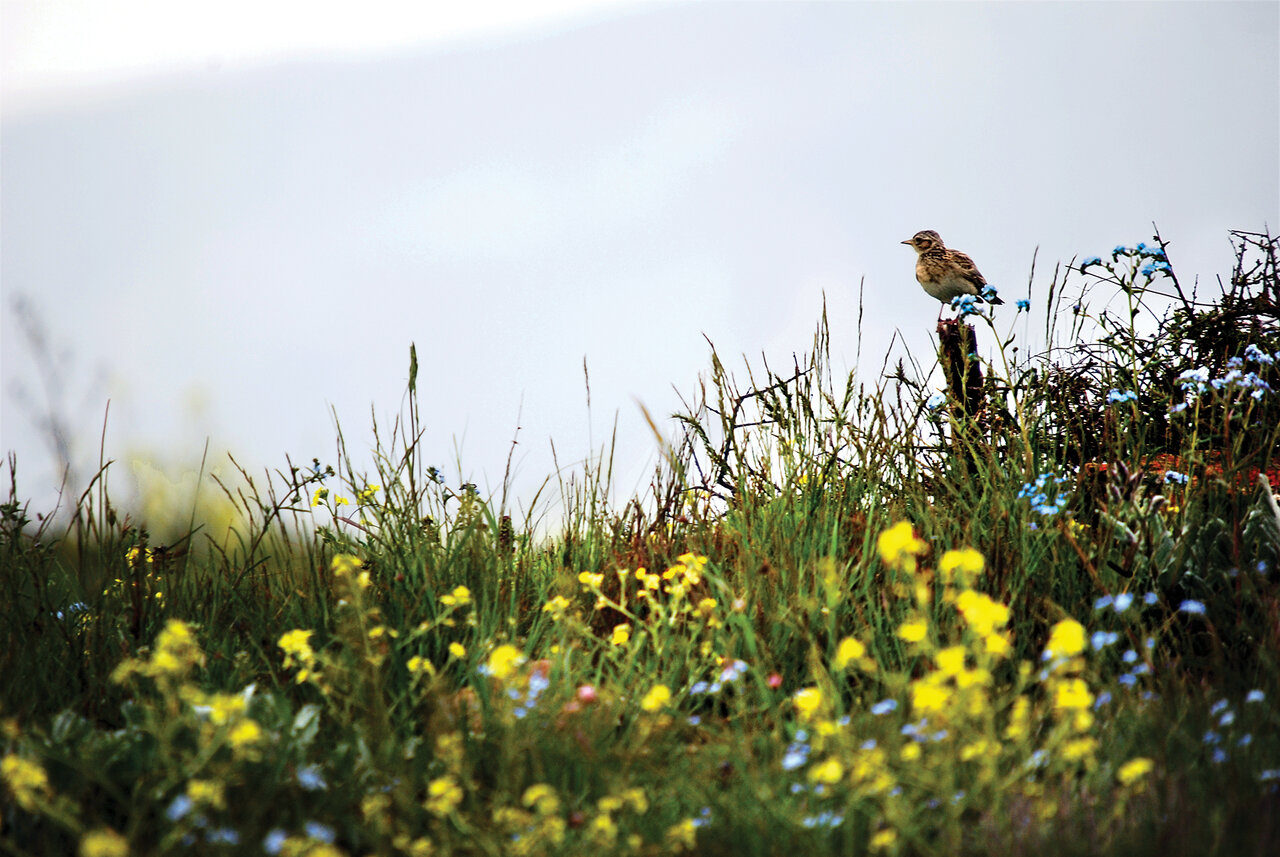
[{"left": 3, "top": 230, "right": 1280, "bottom": 856}]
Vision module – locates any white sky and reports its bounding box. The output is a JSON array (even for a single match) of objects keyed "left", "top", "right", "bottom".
[
  {"left": 2, "top": 0, "right": 640, "bottom": 114},
  {"left": 2, "top": 1, "right": 1278, "bottom": 530}
]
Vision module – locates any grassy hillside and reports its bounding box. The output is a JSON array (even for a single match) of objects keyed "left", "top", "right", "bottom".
[{"left": 3, "top": 230, "right": 1279, "bottom": 856}]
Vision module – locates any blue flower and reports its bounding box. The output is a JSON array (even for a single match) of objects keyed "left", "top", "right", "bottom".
[
  {"left": 1091, "top": 630, "right": 1119, "bottom": 650},
  {"left": 303, "top": 822, "right": 335, "bottom": 844},
  {"left": 781, "top": 741, "right": 811, "bottom": 771},
  {"left": 1210, "top": 699, "right": 1230, "bottom": 716},
  {"left": 206, "top": 828, "right": 240, "bottom": 846},
  {"left": 297, "top": 766, "right": 327, "bottom": 791},
  {"left": 1239, "top": 733, "right": 1253, "bottom": 747},
  {"left": 1169, "top": 402, "right": 1188, "bottom": 414},
  {"left": 1178, "top": 599, "right": 1207, "bottom": 615},
  {"left": 871, "top": 698, "right": 898, "bottom": 715},
  {"left": 1093, "top": 691, "right": 1112, "bottom": 709},
  {"left": 1164, "top": 471, "right": 1188, "bottom": 484},
  {"left": 951, "top": 294, "right": 979, "bottom": 317},
  {"left": 1114, "top": 593, "right": 1134, "bottom": 613},
  {"left": 1119, "top": 672, "right": 1138, "bottom": 687},
  {"left": 1143, "top": 592, "right": 1159, "bottom": 606},
  {"left": 166, "top": 794, "right": 194, "bottom": 822},
  {"left": 1246, "top": 689, "right": 1266, "bottom": 704},
  {"left": 1123, "top": 649, "right": 1139, "bottom": 664},
  {"left": 1107, "top": 389, "right": 1138, "bottom": 404},
  {"left": 263, "top": 830, "right": 288, "bottom": 856},
  {"left": 1244, "top": 344, "right": 1275, "bottom": 365},
  {"left": 926, "top": 392, "right": 947, "bottom": 410},
  {"left": 1016, "top": 298, "right": 1030, "bottom": 311},
  {"left": 1093, "top": 595, "right": 1115, "bottom": 611},
  {"left": 981, "top": 285, "right": 1000, "bottom": 302},
  {"left": 1113, "top": 245, "right": 1131, "bottom": 257},
  {"left": 1081, "top": 256, "right": 1102, "bottom": 269},
  {"left": 801, "top": 811, "right": 844, "bottom": 829}
]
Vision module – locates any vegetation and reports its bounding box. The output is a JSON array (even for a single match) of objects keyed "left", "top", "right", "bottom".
[{"left": 3, "top": 229, "right": 1279, "bottom": 856}]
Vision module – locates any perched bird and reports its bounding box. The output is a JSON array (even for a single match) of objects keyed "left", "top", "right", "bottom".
[{"left": 902, "top": 230, "right": 1003, "bottom": 318}]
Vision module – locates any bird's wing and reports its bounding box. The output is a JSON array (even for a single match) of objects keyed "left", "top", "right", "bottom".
[{"left": 950, "top": 251, "right": 987, "bottom": 288}]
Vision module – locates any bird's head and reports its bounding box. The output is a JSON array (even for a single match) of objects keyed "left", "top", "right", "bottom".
[{"left": 902, "top": 230, "right": 943, "bottom": 254}]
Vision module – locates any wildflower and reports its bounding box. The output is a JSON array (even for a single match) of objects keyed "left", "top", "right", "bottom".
[
  {"left": 926, "top": 392, "right": 947, "bottom": 410},
  {"left": 808, "top": 757, "right": 844, "bottom": 784},
  {"left": 1044, "top": 619, "right": 1087, "bottom": 659},
  {"left": 1114, "top": 592, "right": 1134, "bottom": 612},
  {"left": 781, "top": 739, "right": 811, "bottom": 771},
  {"left": 897, "top": 619, "right": 928, "bottom": 644},
  {"left": 440, "top": 585, "right": 471, "bottom": 607},
  {"left": 609, "top": 624, "right": 631, "bottom": 646},
  {"left": 448, "top": 642, "right": 467, "bottom": 659},
  {"left": 936, "top": 646, "right": 966, "bottom": 676},
  {"left": 1244, "top": 343, "right": 1275, "bottom": 365},
  {"left": 667, "top": 819, "right": 698, "bottom": 851},
  {"left": 1091, "top": 630, "right": 1119, "bottom": 650},
  {"left": 1246, "top": 689, "right": 1266, "bottom": 704},
  {"left": 956, "top": 590, "right": 1010, "bottom": 635},
  {"left": 522, "top": 783, "right": 561, "bottom": 814},
  {"left": 640, "top": 684, "right": 671, "bottom": 712},
  {"left": 939, "top": 548, "right": 984, "bottom": 581},
  {"left": 425, "top": 776, "right": 464, "bottom": 816},
  {"left": 1107, "top": 389, "right": 1138, "bottom": 404},
  {"left": 303, "top": 821, "right": 336, "bottom": 843},
  {"left": 407, "top": 655, "right": 435, "bottom": 676},
  {"left": 833, "top": 636, "right": 866, "bottom": 670},
  {"left": 981, "top": 284, "right": 1001, "bottom": 302},
  {"left": 877, "top": 521, "right": 927, "bottom": 570},
  {"left": 227, "top": 719, "right": 262, "bottom": 748},
  {"left": 1080, "top": 256, "right": 1102, "bottom": 269},
  {"left": 486, "top": 644, "right": 525, "bottom": 680},
  {"left": 1060, "top": 736, "right": 1099, "bottom": 762},
  {"left": 951, "top": 294, "right": 979, "bottom": 317},
  {"left": 331, "top": 554, "right": 362, "bottom": 576},
  {"left": 297, "top": 765, "right": 327, "bottom": 791},
  {"left": 80, "top": 829, "right": 129, "bottom": 857},
  {"left": 793, "top": 687, "right": 823, "bottom": 720},
  {"left": 1178, "top": 599, "right": 1207, "bottom": 615},
  {"left": 870, "top": 828, "right": 897, "bottom": 851},
  {"left": 2, "top": 755, "right": 49, "bottom": 810},
  {"left": 1016, "top": 298, "right": 1031, "bottom": 312},
  {"left": 311, "top": 488, "right": 328, "bottom": 507},
  {"left": 1163, "top": 471, "right": 1189, "bottom": 485},
  {"left": 1053, "top": 678, "right": 1094, "bottom": 711},
  {"left": 870, "top": 699, "right": 898, "bottom": 715},
  {"left": 187, "top": 779, "right": 226, "bottom": 810},
  {"left": 983, "top": 632, "right": 1011, "bottom": 657},
  {"left": 911, "top": 679, "right": 950, "bottom": 714},
  {"left": 166, "top": 794, "right": 193, "bottom": 821}
]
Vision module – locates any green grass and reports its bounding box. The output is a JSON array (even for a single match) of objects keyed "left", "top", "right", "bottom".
[{"left": 3, "top": 229, "right": 1280, "bottom": 856}]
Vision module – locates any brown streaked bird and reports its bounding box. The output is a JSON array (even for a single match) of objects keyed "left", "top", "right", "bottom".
[{"left": 901, "top": 230, "right": 1003, "bottom": 318}]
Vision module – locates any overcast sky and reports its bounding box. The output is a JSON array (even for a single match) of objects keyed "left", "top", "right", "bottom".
[{"left": 2, "top": 1, "right": 1278, "bottom": 527}]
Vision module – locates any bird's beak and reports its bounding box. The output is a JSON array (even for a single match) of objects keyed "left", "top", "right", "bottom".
[{"left": 900, "top": 239, "right": 912, "bottom": 245}]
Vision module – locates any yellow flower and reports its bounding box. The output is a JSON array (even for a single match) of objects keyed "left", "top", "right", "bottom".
[
  {"left": 694, "top": 597, "right": 717, "bottom": 617},
  {"left": 2, "top": 754, "right": 49, "bottom": 810},
  {"left": 407, "top": 655, "right": 435, "bottom": 676},
  {"left": 1053, "top": 678, "right": 1094, "bottom": 711},
  {"left": 900, "top": 743, "right": 922, "bottom": 762},
  {"left": 910, "top": 678, "right": 950, "bottom": 714},
  {"left": 331, "top": 553, "right": 362, "bottom": 576},
  {"left": 311, "top": 487, "right": 328, "bottom": 507},
  {"left": 1004, "top": 696, "right": 1031, "bottom": 741},
  {"left": 983, "top": 631, "right": 1011, "bottom": 657},
  {"left": 808, "top": 757, "right": 844, "bottom": 784},
  {"left": 278, "top": 629, "right": 315, "bottom": 668},
  {"left": 541, "top": 595, "right": 571, "bottom": 621},
  {"left": 869, "top": 828, "right": 897, "bottom": 851},
  {"left": 1045, "top": 619, "right": 1087, "bottom": 659},
  {"left": 609, "top": 623, "right": 631, "bottom": 646},
  {"left": 448, "top": 642, "right": 467, "bottom": 659},
  {"left": 80, "top": 829, "right": 129, "bottom": 857},
  {"left": 1061, "top": 736, "right": 1099, "bottom": 762},
  {"left": 935, "top": 645, "right": 966, "bottom": 676},
  {"left": 187, "top": 779, "right": 226, "bottom": 810},
  {"left": 877, "top": 521, "right": 927, "bottom": 570},
  {"left": 425, "top": 776, "right": 463, "bottom": 816},
  {"left": 1117, "top": 757, "right": 1154, "bottom": 786},
  {"left": 833, "top": 636, "right": 866, "bottom": 671},
  {"left": 578, "top": 571, "right": 604, "bottom": 589},
  {"left": 486, "top": 644, "right": 525, "bottom": 680},
  {"left": 938, "top": 547, "right": 984, "bottom": 581},
  {"left": 228, "top": 719, "right": 262, "bottom": 747},
  {"left": 897, "top": 619, "right": 928, "bottom": 644},
  {"left": 667, "top": 819, "right": 697, "bottom": 851},
  {"left": 640, "top": 684, "right": 671, "bottom": 712},
  {"left": 793, "top": 687, "right": 823, "bottom": 720},
  {"left": 522, "top": 783, "right": 561, "bottom": 814},
  {"left": 956, "top": 590, "right": 1010, "bottom": 636}
]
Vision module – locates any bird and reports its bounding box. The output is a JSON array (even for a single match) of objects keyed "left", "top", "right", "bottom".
[{"left": 901, "top": 230, "right": 1003, "bottom": 318}]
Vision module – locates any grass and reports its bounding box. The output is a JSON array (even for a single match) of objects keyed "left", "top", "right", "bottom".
[{"left": 3, "top": 229, "right": 1279, "bottom": 856}]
